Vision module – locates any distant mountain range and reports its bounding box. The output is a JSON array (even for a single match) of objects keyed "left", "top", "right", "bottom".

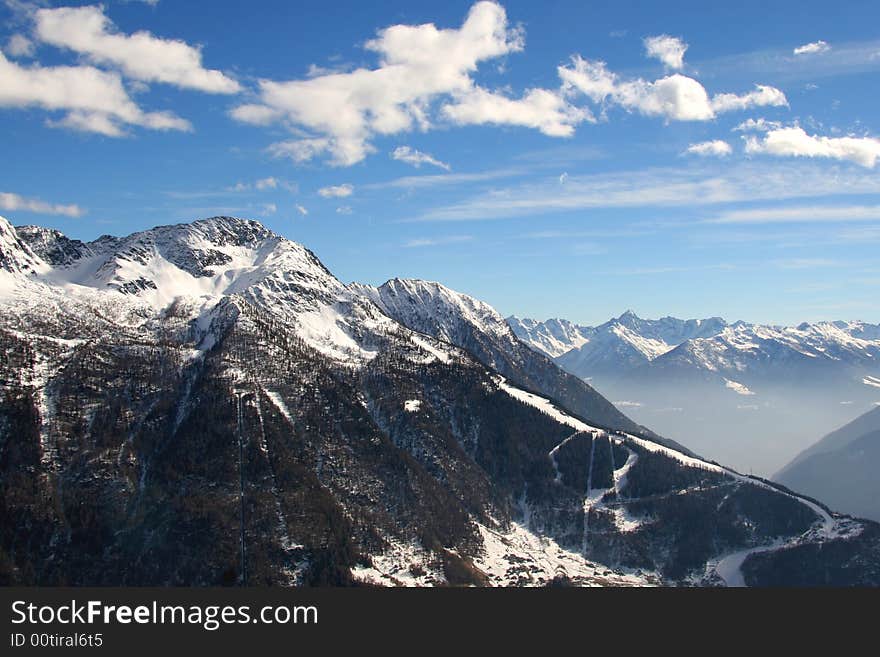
[
  {"left": 509, "top": 312, "right": 880, "bottom": 475},
  {"left": 776, "top": 406, "right": 880, "bottom": 522},
  {"left": 3, "top": 214, "right": 878, "bottom": 586}
]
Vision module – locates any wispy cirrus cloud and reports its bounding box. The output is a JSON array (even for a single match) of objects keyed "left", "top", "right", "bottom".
[
  {"left": 366, "top": 166, "right": 527, "bottom": 190},
  {"left": 409, "top": 161, "right": 880, "bottom": 222},
  {"left": 228, "top": 177, "right": 297, "bottom": 193},
  {"left": 391, "top": 146, "right": 451, "bottom": 171},
  {"left": 707, "top": 204, "right": 880, "bottom": 224},
  {"left": 403, "top": 235, "right": 472, "bottom": 248}
]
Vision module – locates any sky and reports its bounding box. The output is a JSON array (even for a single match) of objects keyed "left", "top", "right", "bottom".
[{"left": 2, "top": 0, "right": 880, "bottom": 326}]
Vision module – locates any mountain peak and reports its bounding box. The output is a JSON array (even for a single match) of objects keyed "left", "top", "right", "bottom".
[{"left": 0, "top": 215, "right": 47, "bottom": 276}]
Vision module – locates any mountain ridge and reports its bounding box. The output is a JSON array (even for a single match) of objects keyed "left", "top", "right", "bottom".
[
  {"left": 509, "top": 312, "right": 880, "bottom": 474},
  {"left": 2, "top": 214, "right": 879, "bottom": 587}
]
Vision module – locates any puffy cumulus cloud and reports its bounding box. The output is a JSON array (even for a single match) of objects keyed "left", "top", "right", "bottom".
[
  {"left": 318, "top": 184, "right": 354, "bottom": 198},
  {"left": 685, "top": 140, "right": 732, "bottom": 157},
  {"left": 0, "top": 191, "right": 84, "bottom": 217},
  {"left": 230, "top": 2, "right": 584, "bottom": 166},
  {"left": 441, "top": 86, "right": 590, "bottom": 136},
  {"left": 0, "top": 51, "right": 191, "bottom": 136},
  {"left": 559, "top": 56, "right": 787, "bottom": 122},
  {"left": 33, "top": 5, "right": 240, "bottom": 93},
  {"left": 643, "top": 35, "right": 688, "bottom": 70},
  {"left": 793, "top": 40, "right": 831, "bottom": 56},
  {"left": 5, "top": 33, "right": 34, "bottom": 57},
  {"left": 711, "top": 85, "right": 788, "bottom": 113},
  {"left": 336, "top": 205, "right": 353, "bottom": 215},
  {"left": 391, "top": 146, "right": 451, "bottom": 171},
  {"left": 745, "top": 127, "right": 880, "bottom": 168}
]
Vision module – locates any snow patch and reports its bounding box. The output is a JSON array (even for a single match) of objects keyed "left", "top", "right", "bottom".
[
  {"left": 497, "top": 377, "right": 598, "bottom": 433},
  {"left": 475, "top": 522, "right": 654, "bottom": 587}
]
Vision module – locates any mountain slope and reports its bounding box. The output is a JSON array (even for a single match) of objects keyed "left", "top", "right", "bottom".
[
  {"left": 353, "top": 279, "right": 679, "bottom": 449},
  {"left": 2, "top": 215, "right": 878, "bottom": 587},
  {"left": 510, "top": 312, "right": 880, "bottom": 475},
  {"left": 775, "top": 407, "right": 880, "bottom": 522}
]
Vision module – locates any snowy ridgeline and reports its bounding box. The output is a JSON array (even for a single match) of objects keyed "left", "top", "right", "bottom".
[{"left": 1, "top": 215, "right": 876, "bottom": 588}]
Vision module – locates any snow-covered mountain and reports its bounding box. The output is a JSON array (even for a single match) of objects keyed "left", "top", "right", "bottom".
[
  {"left": 503, "top": 317, "right": 591, "bottom": 358},
  {"left": 2, "top": 215, "right": 879, "bottom": 587},
  {"left": 509, "top": 312, "right": 880, "bottom": 475},
  {"left": 352, "top": 279, "right": 670, "bottom": 445}
]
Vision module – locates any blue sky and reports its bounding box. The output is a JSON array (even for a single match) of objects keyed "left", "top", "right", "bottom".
[{"left": 2, "top": 0, "right": 880, "bottom": 325}]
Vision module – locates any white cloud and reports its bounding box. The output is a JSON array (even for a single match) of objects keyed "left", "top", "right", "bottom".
[
  {"left": 411, "top": 161, "right": 880, "bottom": 221},
  {"left": 685, "top": 140, "right": 732, "bottom": 157},
  {"left": 391, "top": 146, "right": 451, "bottom": 171},
  {"left": 773, "top": 257, "right": 842, "bottom": 270},
  {"left": 336, "top": 205, "right": 353, "bottom": 215},
  {"left": 403, "top": 235, "right": 472, "bottom": 247},
  {"left": 33, "top": 5, "right": 240, "bottom": 93},
  {"left": 643, "top": 35, "right": 688, "bottom": 70},
  {"left": 707, "top": 204, "right": 880, "bottom": 224},
  {"left": 442, "top": 86, "right": 589, "bottom": 136},
  {"left": 318, "top": 184, "right": 354, "bottom": 198},
  {"left": 230, "top": 2, "right": 549, "bottom": 166},
  {"left": 793, "top": 40, "right": 831, "bottom": 56},
  {"left": 559, "top": 56, "right": 787, "bottom": 122},
  {"left": 5, "top": 33, "right": 34, "bottom": 57},
  {"left": 295, "top": 204, "right": 308, "bottom": 216},
  {"left": 744, "top": 127, "right": 880, "bottom": 168},
  {"left": 732, "top": 117, "right": 781, "bottom": 132},
  {"left": 367, "top": 166, "right": 524, "bottom": 190},
  {"left": 559, "top": 172, "right": 568, "bottom": 184},
  {"left": 260, "top": 203, "right": 277, "bottom": 215},
  {"left": 711, "top": 85, "right": 788, "bottom": 113},
  {"left": 229, "top": 177, "right": 289, "bottom": 192},
  {"left": 0, "top": 191, "right": 84, "bottom": 217},
  {"left": 266, "top": 138, "right": 332, "bottom": 164},
  {"left": 0, "top": 51, "right": 191, "bottom": 135}
]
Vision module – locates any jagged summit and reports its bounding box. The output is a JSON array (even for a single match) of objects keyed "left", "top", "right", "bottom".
[{"left": 0, "top": 215, "right": 46, "bottom": 275}]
